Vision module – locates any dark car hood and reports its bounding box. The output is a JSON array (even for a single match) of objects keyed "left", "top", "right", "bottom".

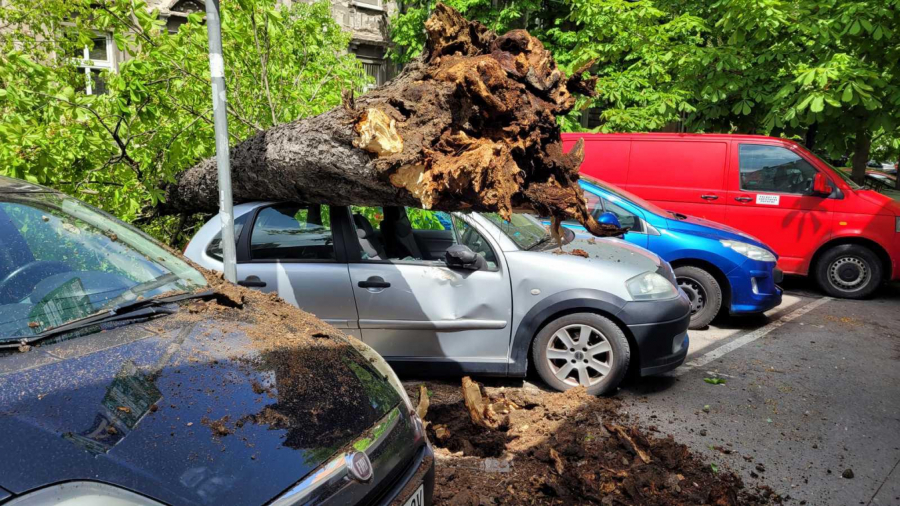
[{"left": 0, "top": 314, "right": 401, "bottom": 505}]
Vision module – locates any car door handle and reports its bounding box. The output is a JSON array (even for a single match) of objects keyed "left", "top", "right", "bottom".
[
  {"left": 237, "top": 276, "right": 267, "bottom": 288},
  {"left": 700, "top": 194, "right": 718, "bottom": 200},
  {"left": 358, "top": 277, "right": 391, "bottom": 289},
  {"left": 734, "top": 196, "right": 752, "bottom": 202}
]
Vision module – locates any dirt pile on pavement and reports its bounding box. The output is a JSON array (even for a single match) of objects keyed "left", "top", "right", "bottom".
[{"left": 413, "top": 380, "right": 777, "bottom": 505}]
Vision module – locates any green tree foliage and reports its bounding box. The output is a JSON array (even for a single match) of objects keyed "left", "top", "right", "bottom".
[
  {"left": 0, "top": 0, "right": 369, "bottom": 243},
  {"left": 390, "top": 0, "right": 900, "bottom": 182}
]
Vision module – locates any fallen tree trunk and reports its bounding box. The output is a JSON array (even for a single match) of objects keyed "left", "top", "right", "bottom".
[{"left": 159, "top": 3, "right": 619, "bottom": 236}]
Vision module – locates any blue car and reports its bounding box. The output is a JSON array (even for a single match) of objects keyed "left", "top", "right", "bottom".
[{"left": 548, "top": 176, "right": 783, "bottom": 329}]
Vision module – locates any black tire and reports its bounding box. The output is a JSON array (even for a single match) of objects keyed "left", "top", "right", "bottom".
[
  {"left": 814, "top": 244, "right": 882, "bottom": 299},
  {"left": 532, "top": 313, "right": 630, "bottom": 396},
  {"left": 674, "top": 265, "right": 722, "bottom": 330}
]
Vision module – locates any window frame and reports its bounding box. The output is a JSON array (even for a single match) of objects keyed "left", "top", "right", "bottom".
[
  {"left": 350, "top": 0, "right": 384, "bottom": 12},
  {"left": 737, "top": 143, "right": 822, "bottom": 196},
  {"left": 240, "top": 203, "right": 343, "bottom": 264},
  {"left": 74, "top": 31, "right": 116, "bottom": 95}
]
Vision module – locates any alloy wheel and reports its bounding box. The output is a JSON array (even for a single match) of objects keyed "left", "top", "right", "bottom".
[{"left": 545, "top": 324, "right": 613, "bottom": 387}]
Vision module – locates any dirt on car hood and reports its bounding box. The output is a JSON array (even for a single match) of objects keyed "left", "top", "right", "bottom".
[{"left": 0, "top": 277, "right": 404, "bottom": 505}]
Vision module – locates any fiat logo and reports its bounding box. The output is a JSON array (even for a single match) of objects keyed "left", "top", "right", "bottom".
[{"left": 346, "top": 451, "right": 374, "bottom": 483}]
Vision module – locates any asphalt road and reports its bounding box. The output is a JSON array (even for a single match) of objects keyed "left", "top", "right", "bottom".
[
  {"left": 403, "top": 278, "right": 900, "bottom": 504},
  {"left": 619, "top": 278, "right": 900, "bottom": 505}
]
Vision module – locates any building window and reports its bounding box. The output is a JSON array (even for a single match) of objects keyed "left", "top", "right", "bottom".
[
  {"left": 170, "top": 0, "right": 204, "bottom": 13},
  {"left": 352, "top": 43, "right": 389, "bottom": 91},
  {"left": 74, "top": 33, "right": 114, "bottom": 95},
  {"left": 351, "top": 0, "right": 384, "bottom": 11},
  {"left": 359, "top": 59, "right": 386, "bottom": 90}
]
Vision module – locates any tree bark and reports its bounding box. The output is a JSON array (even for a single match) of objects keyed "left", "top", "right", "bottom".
[
  {"left": 158, "top": 4, "right": 619, "bottom": 237},
  {"left": 851, "top": 123, "right": 871, "bottom": 186}
]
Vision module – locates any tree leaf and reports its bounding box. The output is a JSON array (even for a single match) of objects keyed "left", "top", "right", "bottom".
[
  {"left": 841, "top": 86, "right": 853, "bottom": 103},
  {"left": 810, "top": 95, "right": 825, "bottom": 113}
]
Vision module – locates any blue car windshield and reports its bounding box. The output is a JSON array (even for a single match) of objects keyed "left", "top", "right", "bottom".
[
  {"left": 0, "top": 192, "right": 207, "bottom": 341},
  {"left": 580, "top": 175, "right": 673, "bottom": 218}
]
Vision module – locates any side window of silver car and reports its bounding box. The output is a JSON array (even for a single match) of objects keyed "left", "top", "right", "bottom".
[{"left": 249, "top": 204, "right": 335, "bottom": 261}]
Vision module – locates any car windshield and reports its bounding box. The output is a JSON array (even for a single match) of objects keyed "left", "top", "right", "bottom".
[
  {"left": 0, "top": 191, "right": 207, "bottom": 342},
  {"left": 481, "top": 213, "right": 550, "bottom": 250},
  {"left": 579, "top": 175, "right": 674, "bottom": 217}
]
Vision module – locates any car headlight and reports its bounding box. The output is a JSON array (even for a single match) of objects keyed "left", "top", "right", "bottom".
[
  {"left": 5, "top": 482, "right": 164, "bottom": 505},
  {"left": 346, "top": 338, "right": 414, "bottom": 412},
  {"left": 719, "top": 240, "right": 776, "bottom": 262},
  {"left": 626, "top": 271, "right": 679, "bottom": 301}
]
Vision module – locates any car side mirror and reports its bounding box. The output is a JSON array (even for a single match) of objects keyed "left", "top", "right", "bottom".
[
  {"left": 445, "top": 244, "right": 487, "bottom": 270},
  {"left": 598, "top": 212, "right": 622, "bottom": 229},
  {"left": 812, "top": 173, "right": 831, "bottom": 196}
]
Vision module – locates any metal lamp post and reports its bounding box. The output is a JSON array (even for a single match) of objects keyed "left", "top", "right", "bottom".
[{"left": 204, "top": 0, "right": 237, "bottom": 283}]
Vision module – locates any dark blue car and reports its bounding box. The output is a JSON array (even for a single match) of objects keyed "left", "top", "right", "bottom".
[{"left": 548, "top": 176, "right": 783, "bottom": 329}]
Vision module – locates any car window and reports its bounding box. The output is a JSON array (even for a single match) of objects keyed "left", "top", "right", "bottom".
[
  {"left": 205, "top": 212, "right": 250, "bottom": 261},
  {"left": 739, "top": 144, "right": 819, "bottom": 194},
  {"left": 601, "top": 197, "right": 642, "bottom": 232},
  {"left": 451, "top": 215, "right": 498, "bottom": 269},
  {"left": 250, "top": 204, "right": 335, "bottom": 261},
  {"left": 584, "top": 191, "right": 602, "bottom": 219},
  {"left": 350, "top": 206, "right": 497, "bottom": 269}
]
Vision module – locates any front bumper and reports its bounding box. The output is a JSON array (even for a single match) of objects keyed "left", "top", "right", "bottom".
[
  {"left": 385, "top": 442, "right": 435, "bottom": 506},
  {"left": 618, "top": 291, "right": 691, "bottom": 376},
  {"left": 727, "top": 261, "right": 783, "bottom": 315}
]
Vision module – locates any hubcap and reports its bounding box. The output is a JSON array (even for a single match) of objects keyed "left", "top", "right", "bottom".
[
  {"left": 677, "top": 277, "right": 706, "bottom": 316},
  {"left": 828, "top": 256, "right": 869, "bottom": 292},
  {"left": 545, "top": 324, "right": 613, "bottom": 387}
]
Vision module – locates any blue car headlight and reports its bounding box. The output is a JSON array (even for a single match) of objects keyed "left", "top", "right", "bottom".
[{"left": 719, "top": 240, "right": 776, "bottom": 263}]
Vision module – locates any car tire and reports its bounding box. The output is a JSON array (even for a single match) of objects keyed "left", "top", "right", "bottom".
[
  {"left": 532, "top": 313, "right": 630, "bottom": 396},
  {"left": 674, "top": 266, "right": 722, "bottom": 330},
  {"left": 814, "top": 244, "right": 882, "bottom": 299}
]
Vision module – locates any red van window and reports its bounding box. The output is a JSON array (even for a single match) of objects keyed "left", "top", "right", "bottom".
[
  {"left": 739, "top": 144, "right": 818, "bottom": 194},
  {"left": 628, "top": 141, "right": 727, "bottom": 190}
]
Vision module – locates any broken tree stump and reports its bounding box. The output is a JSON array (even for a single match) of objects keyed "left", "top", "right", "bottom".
[{"left": 157, "top": 3, "right": 621, "bottom": 237}]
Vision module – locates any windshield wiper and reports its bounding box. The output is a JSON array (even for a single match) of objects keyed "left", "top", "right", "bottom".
[
  {"left": 669, "top": 212, "right": 688, "bottom": 220},
  {"left": 1, "top": 290, "right": 215, "bottom": 349}
]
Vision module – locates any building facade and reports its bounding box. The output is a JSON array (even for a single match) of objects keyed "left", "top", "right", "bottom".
[{"left": 147, "top": 0, "right": 396, "bottom": 87}]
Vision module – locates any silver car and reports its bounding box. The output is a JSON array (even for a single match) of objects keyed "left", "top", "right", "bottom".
[{"left": 186, "top": 203, "right": 691, "bottom": 395}]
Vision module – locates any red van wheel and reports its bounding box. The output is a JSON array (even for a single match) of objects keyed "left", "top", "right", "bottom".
[{"left": 815, "top": 244, "right": 882, "bottom": 299}]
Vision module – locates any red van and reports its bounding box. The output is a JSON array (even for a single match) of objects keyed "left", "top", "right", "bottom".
[{"left": 565, "top": 133, "right": 900, "bottom": 299}]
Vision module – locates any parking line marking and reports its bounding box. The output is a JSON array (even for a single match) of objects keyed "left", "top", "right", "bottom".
[{"left": 673, "top": 296, "right": 833, "bottom": 377}]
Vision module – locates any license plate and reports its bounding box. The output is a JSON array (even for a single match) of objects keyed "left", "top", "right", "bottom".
[{"left": 402, "top": 484, "right": 424, "bottom": 506}]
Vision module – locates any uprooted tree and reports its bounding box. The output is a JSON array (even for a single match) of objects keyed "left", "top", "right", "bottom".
[{"left": 158, "top": 3, "right": 619, "bottom": 237}]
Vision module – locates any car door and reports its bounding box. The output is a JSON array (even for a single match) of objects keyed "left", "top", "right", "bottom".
[
  {"left": 625, "top": 139, "right": 729, "bottom": 223},
  {"left": 724, "top": 142, "right": 833, "bottom": 274},
  {"left": 236, "top": 203, "right": 360, "bottom": 336},
  {"left": 345, "top": 206, "right": 513, "bottom": 366}
]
